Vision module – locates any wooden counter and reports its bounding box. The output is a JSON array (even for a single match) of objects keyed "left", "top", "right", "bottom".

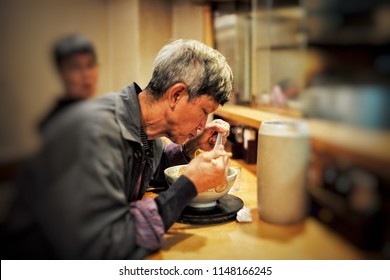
[{"left": 148, "top": 160, "right": 363, "bottom": 260}]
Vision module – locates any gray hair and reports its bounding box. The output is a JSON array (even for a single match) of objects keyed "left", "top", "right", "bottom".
[{"left": 145, "top": 39, "right": 233, "bottom": 105}]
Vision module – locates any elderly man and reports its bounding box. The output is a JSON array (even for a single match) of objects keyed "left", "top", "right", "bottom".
[{"left": 3, "top": 39, "right": 233, "bottom": 259}]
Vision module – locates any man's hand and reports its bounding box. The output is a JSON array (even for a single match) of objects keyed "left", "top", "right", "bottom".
[
  {"left": 183, "top": 119, "right": 230, "bottom": 158},
  {"left": 183, "top": 146, "right": 230, "bottom": 193}
]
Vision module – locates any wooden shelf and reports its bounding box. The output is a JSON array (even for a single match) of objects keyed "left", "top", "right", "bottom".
[{"left": 215, "top": 105, "right": 390, "bottom": 176}]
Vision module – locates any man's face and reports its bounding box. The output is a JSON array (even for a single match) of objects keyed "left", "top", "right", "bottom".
[
  {"left": 59, "top": 53, "right": 98, "bottom": 99},
  {"left": 167, "top": 93, "right": 219, "bottom": 144}
]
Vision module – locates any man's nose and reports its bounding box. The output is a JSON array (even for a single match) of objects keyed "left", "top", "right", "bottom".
[
  {"left": 197, "top": 116, "right": 208, "bottom": 130},
  {"left": 82, "top": 67, "right": 92, "bottom": 77}
]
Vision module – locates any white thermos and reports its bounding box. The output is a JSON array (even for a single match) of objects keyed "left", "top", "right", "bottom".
[{"left": 257, "top": 120, "right": 310, "bottom": 224}]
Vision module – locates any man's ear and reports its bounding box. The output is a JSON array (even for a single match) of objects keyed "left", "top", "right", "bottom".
[{"left": 166, "top": 83, "right": 189, "bottom": 110}]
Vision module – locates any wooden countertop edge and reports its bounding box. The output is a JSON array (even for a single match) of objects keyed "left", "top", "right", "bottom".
[
  {"left": 215, "top": 105, "right": 390, "bottom": 165},
  {"left": 146, "top": 159, "right": 366, "bottom": 260}
]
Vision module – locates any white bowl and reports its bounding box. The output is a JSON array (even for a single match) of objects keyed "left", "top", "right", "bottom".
[{"left": 164, "top": 164, "right": 237, "bottom": 208}]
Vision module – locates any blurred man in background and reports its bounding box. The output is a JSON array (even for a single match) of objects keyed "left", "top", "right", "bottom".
[{"left": 39, "top": 34, "right": 98, "bottom": 130}]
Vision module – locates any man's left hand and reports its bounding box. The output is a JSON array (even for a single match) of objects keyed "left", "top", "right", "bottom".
[{"left": 183, "top": 119, "right": 230, "bottom": 159}]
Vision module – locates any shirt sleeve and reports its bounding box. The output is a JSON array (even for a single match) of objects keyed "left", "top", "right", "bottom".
[
  {"left": 152, "top": 143, "right": 190, "bottom": 183},
  {"left": 164, "top": 143, "right": 190, "bottom": 166},
  {"left": 129, "top": 198, "right": 165, "bottom": 251},
  {"left": 129, "top": 175, "right": 197, "bottom": 250}
]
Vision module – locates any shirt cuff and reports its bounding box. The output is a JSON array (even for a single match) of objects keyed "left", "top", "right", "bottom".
[
  {"left": 129, "top": 197, "right": 165, "bottom": 251},
  {"left": 154, "top": 175, "right": 197, "bottom": 230},
  {"left": 164, "top": 143, "right": 189, "bottom": 166}
]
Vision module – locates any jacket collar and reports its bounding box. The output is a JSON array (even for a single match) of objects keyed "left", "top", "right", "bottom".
[{"left": 115, "top": 82, "right": 143, "bottom": 143}]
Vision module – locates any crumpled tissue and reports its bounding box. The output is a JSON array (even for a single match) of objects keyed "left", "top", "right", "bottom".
[{"left": 236, "top": 206, "right": 252, "bottom": 222}]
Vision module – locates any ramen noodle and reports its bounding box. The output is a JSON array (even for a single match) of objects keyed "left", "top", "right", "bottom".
[
  {"left": 215, "top": 182, "right": 228, "bottom": 193},
  {"left": 177, "top": 148, "right": 229, "bottom": 193},
  {"left": 194, "top": 149, "right": 205, "bottom": 158},
  {"left": 177, "top": 166, "right": 186, "bottom": 176}
]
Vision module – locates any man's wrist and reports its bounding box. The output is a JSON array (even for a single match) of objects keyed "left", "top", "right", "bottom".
[{"left": 182, "top": 142, "right": 194, "bottom": 160}]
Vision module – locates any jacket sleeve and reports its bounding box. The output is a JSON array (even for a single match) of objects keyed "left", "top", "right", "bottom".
[
  {"left": 149, "top": 143, "right": 198, "bottom": 231},
  {"left": 154, "top": 175, "right": 197, "bottom": 230}
]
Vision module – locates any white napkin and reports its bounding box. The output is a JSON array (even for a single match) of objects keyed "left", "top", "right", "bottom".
[{"left": 236, "top": 206, "right": 252, "bottom": 222}]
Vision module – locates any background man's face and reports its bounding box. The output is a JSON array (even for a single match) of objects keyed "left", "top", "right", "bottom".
[{"left": 59, "top": 53, "right": 98, "bottom": 99}]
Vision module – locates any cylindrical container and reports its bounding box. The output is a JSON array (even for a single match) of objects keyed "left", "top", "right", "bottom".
[{"left": 257, "top": 120, "right": 310, "bottom": 224}]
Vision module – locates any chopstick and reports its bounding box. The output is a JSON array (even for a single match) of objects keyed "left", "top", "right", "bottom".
[
  {"left": 223, "top": 152, "right": 233, "bottom": 158},
  {"left": 213, "top": 132, "right": 223, "bottom": 150},
  {"left": 211, "top": 151, "right": 232, "bottom": 165}
]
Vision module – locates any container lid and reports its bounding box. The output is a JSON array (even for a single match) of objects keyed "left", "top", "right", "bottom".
[{"left": 259, "top": 120, "right": 309, "bottom": 137}]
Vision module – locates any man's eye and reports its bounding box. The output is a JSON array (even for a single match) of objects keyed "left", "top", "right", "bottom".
[{"left": 69, "top": 64, "right": 82, "bottom": 71}]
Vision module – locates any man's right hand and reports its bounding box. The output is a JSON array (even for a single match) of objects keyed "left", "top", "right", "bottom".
[{"left": 183, "top": 146, "right": 230, "bottom": 193}]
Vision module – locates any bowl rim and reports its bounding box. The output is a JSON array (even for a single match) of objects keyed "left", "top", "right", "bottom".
[{"left": 164, "top": 164, "right": 237, "bottom": 180}]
